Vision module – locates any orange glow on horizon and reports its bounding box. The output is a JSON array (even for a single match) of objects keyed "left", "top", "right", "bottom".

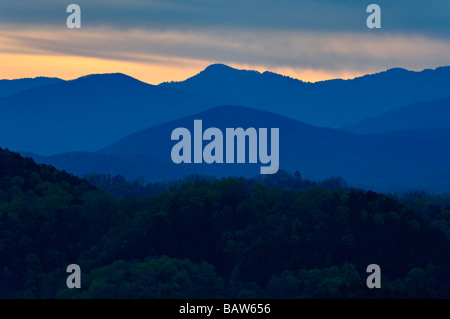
[
  {"left": 0, "top": 53, "right": 208, "bottom": 84},
  {"left": 1, "top": 26, "right": 449, "bottom": 84},
  {"left": 0, "top": 53, "right": 362, "bottom": 84}
]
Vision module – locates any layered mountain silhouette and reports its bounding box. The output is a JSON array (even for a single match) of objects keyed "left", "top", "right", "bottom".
[
  {"left": 161, "top": 64, "right": 450, "bottom": 127},
  {"left": 0, "top": 76, "right": 62, "bottom": 98},
  {"left": 25, "top": 105, "right": 450, "bottom": 192},
  {"left": 2, "top": 64, "right": 450, "bottom": 155},
  {"left": 343, "top": 96, "right": 450, "bottom": 134},
  {"left": 0, "top": 73, "right": 217, "bottom": 155}
]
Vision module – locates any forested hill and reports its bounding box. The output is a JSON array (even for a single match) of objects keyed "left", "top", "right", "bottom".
[{"left": 1, "top": 147, "right": 450, "bottom": 298}]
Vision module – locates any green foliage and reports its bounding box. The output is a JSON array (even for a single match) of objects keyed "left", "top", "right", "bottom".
[{"left": 1, "top": 148, "right": 450, "bottom": 298}]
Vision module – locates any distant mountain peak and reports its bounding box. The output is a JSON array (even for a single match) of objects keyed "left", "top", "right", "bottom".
[
  {"left": 385, "top": 67, "right": 409, "bottom": 74},
  {"left": 72, "top": 72, "right": 130, "bottom": 80},
  {"left": 70, "top": 72, "right": 147, "bottom": 85},
  {"left": 201, "top": 63, "right": 261, "bottom": 76},
  {"left": 203, "top": 63, "right": 237, "bottom": 72},
  {"left": 180, "top": 63, "right": 262, "bottom": 82}
]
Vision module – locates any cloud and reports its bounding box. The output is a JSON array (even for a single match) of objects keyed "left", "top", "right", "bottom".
[
  {"left": 0, "top": 0, "right": 450, "bottom": 37},
  {"left": 2, "top": 26, "right": 450, "bottom": 75},
  {"left": 1, "top": 1, "right": 449, "bottom": 83}
]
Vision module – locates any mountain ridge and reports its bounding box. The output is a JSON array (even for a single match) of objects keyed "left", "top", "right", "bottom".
[
  {"left": 0, "top": 76, "right": 63, "bottom": 99},
  {"left": 2, "top": 63, "right": 450, "bottom": 157},
  {"left": 160, "top": 63, "right": 450, "bottom": 127},
  {"left": 23, "top": 104, "right": 450, "bottom": 193},
  {"left": 0, "top": 72, "right": 218, "bottom": 155},
  {"left": 343, "top": 95, "right": 450, "bottom": 134}
]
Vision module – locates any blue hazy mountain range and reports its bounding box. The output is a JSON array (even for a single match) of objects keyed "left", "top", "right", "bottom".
[
  {"left": 25, "top": 105, "right": 450, "bottom": 193},
  {"left": 1, "top": 64, "right": 450, "bottom": 155},
  {"left": 0, "top": 73, "right": 217, "bottom": 155},
  {"left": 343, "top": 96, "right": 450, "bottom": 134},
  {"left": 0, "top": 77, "right": 62, "bottom": 98},
  {"left": 161, "top": 64, "right": 450, "bottom": 127}
]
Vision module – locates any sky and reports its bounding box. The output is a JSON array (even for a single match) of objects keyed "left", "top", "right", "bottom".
[{"left": 1, "top": 0, "right": 450, "bottom": 84}]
